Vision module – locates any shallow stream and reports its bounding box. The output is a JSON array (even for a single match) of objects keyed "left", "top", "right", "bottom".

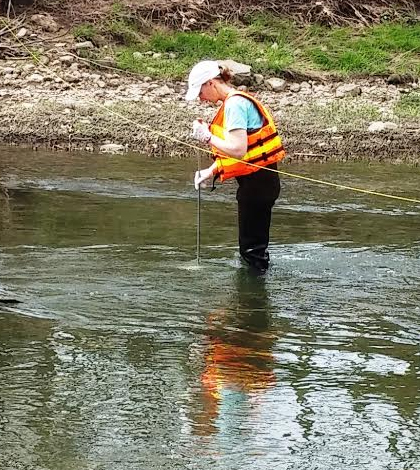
[{"left": 0, "top": 147, "right": 419, "bottom": 470}]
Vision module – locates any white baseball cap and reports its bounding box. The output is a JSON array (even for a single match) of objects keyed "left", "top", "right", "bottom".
[{"left": 185, "top": 60, "right": 221, "bottom": 100}]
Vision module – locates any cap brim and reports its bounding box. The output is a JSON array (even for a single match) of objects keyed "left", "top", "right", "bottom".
[{"left": 185, "top": 85, "right": 200, "bottom": 101}]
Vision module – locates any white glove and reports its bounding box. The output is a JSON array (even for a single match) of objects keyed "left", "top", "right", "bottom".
[
  {"left": 191, "top": 119, "right": 211, "bottom": 143},
  {"left": 194, "top": 166, "right": 213, "bottom": 190}
]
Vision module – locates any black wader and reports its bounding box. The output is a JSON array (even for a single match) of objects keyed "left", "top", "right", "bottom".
[{"left": 236, "top": 163, "right": 280, "bottom": 273}]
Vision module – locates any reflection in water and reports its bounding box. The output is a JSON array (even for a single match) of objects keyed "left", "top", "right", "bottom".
[{"left": 193, "top": 270, "right": 277, "bottom": 436}]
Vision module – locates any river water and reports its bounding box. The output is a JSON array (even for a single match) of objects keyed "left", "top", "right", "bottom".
[{"left": 0, "top": 147, "right": 419, "bottom": 470}]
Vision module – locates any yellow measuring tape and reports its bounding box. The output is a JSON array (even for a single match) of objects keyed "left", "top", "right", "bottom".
[{"left": 1, "top": 17, "right": 420, "bottom": 205}]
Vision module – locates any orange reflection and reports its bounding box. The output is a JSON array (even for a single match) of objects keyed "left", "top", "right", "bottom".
[{"left": 194, "top": 270, "right": 277, "bottom": 435}]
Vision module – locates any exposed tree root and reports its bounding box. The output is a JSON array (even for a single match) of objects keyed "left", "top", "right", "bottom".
[
  {"left": 120, "top": 0, "right": 418, "bottom": 29},
  {"left": 10, "top": 0, "right": 420, "bottom": 28}
]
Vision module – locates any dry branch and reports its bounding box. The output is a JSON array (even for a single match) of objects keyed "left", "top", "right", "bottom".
[
  {"left": 0, "top": 15, "right": 25, "bottom": 36},
  {"left": 123, "top": 0, "right": 419, "bottom": 29},
  {"left": 5, "top": 0, "right": 420, "bottom": 29}
]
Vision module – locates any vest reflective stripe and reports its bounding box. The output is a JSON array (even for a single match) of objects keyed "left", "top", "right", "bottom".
[{"left": 209, "top": 91, "right": 286, "bottom": 181}]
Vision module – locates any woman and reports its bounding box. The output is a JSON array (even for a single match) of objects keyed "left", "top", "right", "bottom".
[{"left": 186, "top": 60, "right": 286, "bottom": 273}]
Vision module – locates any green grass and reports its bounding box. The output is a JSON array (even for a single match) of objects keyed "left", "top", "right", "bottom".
[
  {"left": 99, "top": 1, "right": 143, "bottom": 45},
  {"left": 303, "top": 23, "right": 420, "bottom": 75},
  {"left": 73, "top": 23, "right": 98, "bottom": 41},
  {"left": 395, "top": 92, "right": 420, "bottom": 118},
  {"left": 116, "top": 48, "right": 192, "bottom": 78},
  {"left": 105, "top": 18, "right": 142, "bottom": 45},
  {"left": 72, "top": 14, "right": 420, "bottom": 79},
  {"left": 114, "top": 25, "right": 294, "bottom": 79}
]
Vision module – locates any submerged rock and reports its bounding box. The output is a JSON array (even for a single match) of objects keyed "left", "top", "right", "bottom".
[{"left": 0, "top": 298, "right": 21, "bottom": 304}]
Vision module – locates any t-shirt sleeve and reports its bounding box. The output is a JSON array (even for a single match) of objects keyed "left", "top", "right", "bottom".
[
  {"left": 224, "top": 96, "right": 263, "bottom": 132},
  {"left": 224, "top": 96, "right": 249, "bottom": 131}
]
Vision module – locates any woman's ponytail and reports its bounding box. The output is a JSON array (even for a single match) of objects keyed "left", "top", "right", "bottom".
[{"left": 218, "top": 65, "right": 233, "bottom": 83}]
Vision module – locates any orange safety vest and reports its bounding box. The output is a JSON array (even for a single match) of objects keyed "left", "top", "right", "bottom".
[{"left": 209, "top": 90, "right": 286, "bottom": 182}]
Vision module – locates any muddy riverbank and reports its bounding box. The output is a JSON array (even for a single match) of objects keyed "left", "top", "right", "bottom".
[{"left": 1, "top": 46, "right": 420, "bottom": 163}]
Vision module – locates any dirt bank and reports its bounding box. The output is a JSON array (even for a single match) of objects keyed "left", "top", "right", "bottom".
[
  {"left": 1, "top": 59, "right": 420, "bottom": 164},
  {"left": 0, "top": 17, "right": 419, "bottom": 164}
]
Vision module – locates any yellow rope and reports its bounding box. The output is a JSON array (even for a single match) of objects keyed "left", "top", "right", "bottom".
[{"left": 2, "top": 17, "right": 420, "bottom": 205}]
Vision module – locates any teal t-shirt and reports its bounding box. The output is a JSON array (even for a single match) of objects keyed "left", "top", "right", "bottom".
[{"left": 224, "top": 95, "right": 263, "bottom": 132}]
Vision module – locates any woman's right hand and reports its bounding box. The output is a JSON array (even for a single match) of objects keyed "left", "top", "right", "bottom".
[{"left": 191, "top": 120, "right": 211, "bottom": 143}]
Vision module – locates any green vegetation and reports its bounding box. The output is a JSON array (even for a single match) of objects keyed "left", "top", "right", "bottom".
[
  {"left": 73, "top": 12, "right": 420, "bottom": 79},
  {"left": 103, "top": 17, "right": 141, "bottom": 45},
  {"left": 29, "top": 49, "right": 41, "bottom": 65},
  {"left": 395, "top": 92, "right": 420, "bottom": 118},
  {"left": 73, "top": 2, "right": 142, "bottom": 45},
  {"left": 73, "top": 23, "right": 98, "bottom": 41},
  {"left": 303, "top": 22, "right": 420, "bottom": 75}
]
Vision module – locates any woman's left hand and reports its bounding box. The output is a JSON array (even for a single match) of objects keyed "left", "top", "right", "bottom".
[{"left": 194, "top": 166, "right": 214, "bottom": 190}]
